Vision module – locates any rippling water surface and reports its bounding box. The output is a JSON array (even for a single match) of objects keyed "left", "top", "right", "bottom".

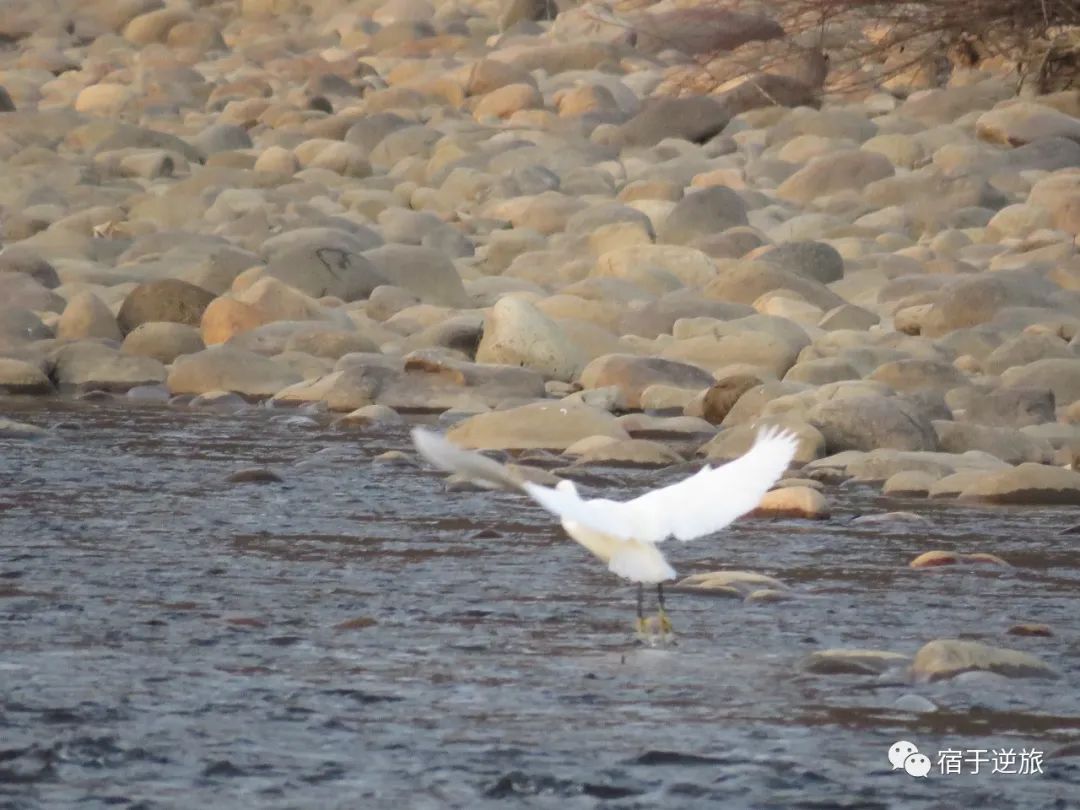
[{"left": 1, "top": 399, "right": 1078, "bottom": 809}]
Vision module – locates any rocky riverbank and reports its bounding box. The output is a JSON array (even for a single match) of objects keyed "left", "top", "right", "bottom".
[{"left": 3, "top": 0, "right": 1080, "bottom": 513}]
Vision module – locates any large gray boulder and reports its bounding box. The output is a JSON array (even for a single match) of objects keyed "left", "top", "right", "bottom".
[
  {"left": 579, "top": 354, "right": 714, "bottom": 410},
  {"left": 631, "top": 7, "right": 782, "bottom": 55},
  {"left": 749, "top": 240, "right": 844, "bottom": 284},
  {"left": 616, "top": 96, "right": 731, "bottom": 148},
  {"left": 960, "top": 386, "right": 1055, "bottom": 428},
  {"left": 51, "top": 343, "right": 167, "bottom": 392},
  {"left": 657, "top": 187, "right": 748, "bottom": 244},
  {"left": 808, "top": 395, "right": 939, "bottom": 452},
  {"left": 1001, "top": 358, "right": 1080, "bottom": 407},
  {"left": 476, "top": 296, "right": 584, "bottom": 382},
  {"left": 959, "top": 464, "right": 1080, "bottom": 505},
  {"left": 167, "top": 346, "right": 302, "bottom": 397},
  {"left": 363, "top": 245, "right": 469, "bottom": 308},
  {"left": 275, "top": 354, "right": 547, "bottom": 412},
  {"left": 261, "top": 227, "right": 386, "bottom": 302},
  {"left": 447, "top": 401, "right": 629, "bottom": 450},
  {"left": 776, "top": 150, "right": 894, "bottom": 204},
  {"left": 933, "top": 421, "right": 1052, "bottom": 465},
  {"left": 920, "top": 274, "right": 1062, "bottom": 337}
]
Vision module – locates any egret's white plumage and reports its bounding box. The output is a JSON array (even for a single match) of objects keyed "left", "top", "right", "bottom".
[{"left": 411, "top": 426, "right": 800, "bottom": 585}]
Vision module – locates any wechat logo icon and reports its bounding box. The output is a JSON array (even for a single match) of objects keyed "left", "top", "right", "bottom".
[{"left": 889, "top": 741, "right": 931, "bottom": 777}]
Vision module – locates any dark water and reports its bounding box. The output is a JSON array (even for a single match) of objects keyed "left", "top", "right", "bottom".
[{"left": 1, "top": 399, "right": 1078, "bottom": 809}]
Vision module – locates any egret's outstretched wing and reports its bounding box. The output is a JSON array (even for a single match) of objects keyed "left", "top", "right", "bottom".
[
  {"left": 522, "top": 426, "right": 799, "bottom": 544},
  {"left": 411, "top": 427, "right": 525, "bottom": 492},
  {"left": 627, "top": 426, "right": 799, "bottom": 541},
  {"left": 522, "top": 479, "right": 662, "bottom": 541}
]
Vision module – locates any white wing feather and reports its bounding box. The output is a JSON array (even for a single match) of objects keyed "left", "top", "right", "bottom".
[
  {"left": 522, "top": 426, "right": 799, "bottom": 544},
  {"left": 411, "top": 427, "right": 525, "bottom": 492}
]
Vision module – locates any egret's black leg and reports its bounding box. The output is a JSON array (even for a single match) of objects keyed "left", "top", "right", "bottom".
[
  {"left": 635, "top": 583, "right": 646, "bottom": 634},
  {"left": 656, "top": 583, "right": 672, "bottom": 634}
]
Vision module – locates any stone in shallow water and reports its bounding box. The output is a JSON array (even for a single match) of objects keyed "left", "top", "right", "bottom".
[
  {"left": 799, "top": 649, "right": 910, "bottom": 676},
  {"left": 52, "top": 343, "right": 167, "bottom": 392},
  {"left": 911, "top": 639, "right": 1058, "bottom": 681},
  {"left": 908, "top": 550, "right": 1010, "bottom": 569},
  {"left": 617, "top": 413, "right": 715, "bottom": 440},
  {"left": 0, "top": 417, "right": 48, "bottom": 439},
  {"left": 167, "top": 347, "right": 301, "bottom": 398},
  {"left": 958, "top": 463, "right": 1080, "bottom": 505},
  {"left": 227, "top": 467, "right": 284, "bottom": 484},
  {"left": 744, "top": 588, "right": 790, "bottom": 604},
  {"left": 751, "top": 486, "right": 829, "bottom": 519},
  {"left": 1007, "top": 623, "right": 1053, "bottom": 637},
  {"left": 447, "top": 402, "right": 628, "bottom": 451},
  {"left": 850, "top": 511, "right": 928, "bottom": 525},
  {"left": 893, "top": 694, "right": 937, "bottom": 713},
  {"left": 0, "top": 358, "right": 53, "bottom": 395},
  {"left": 276, "top": 355, "right": 544, "bottom": 413},
  {"left": 189, "top": 391, "right": 249, "bottom": 412},
  {"left": 373, "top": 450, "right": 411, "bottom": 465},
  {"left": 571, "top": 438, "right": 683, "bottom": 468},
  {"left": 882, "top": 470, "right": 938, "bottom": 497},
  {"left": 333, "top": 404, "right": 403, "bottom": 427},
  {"left": 126, "top": 385, "right": 170, "bottom": 402},
  {"left": 807, "top": 395, "right": 939, "bottom": 453},
  {"left": 673, "top": 570, "right": 787, "bottom": 598}
]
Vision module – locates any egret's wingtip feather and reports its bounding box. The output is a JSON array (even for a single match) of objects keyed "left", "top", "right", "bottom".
[{"left": 410, "top": 426, "right": 454, "bottom": 468}]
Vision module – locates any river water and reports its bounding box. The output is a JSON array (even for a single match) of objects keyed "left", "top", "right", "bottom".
[{"left": 1, "top": 399, "right": 1078, "bottom": 809}]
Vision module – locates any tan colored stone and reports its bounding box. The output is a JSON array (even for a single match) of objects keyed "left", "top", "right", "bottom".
[
  {"left": 57, "top": 292, "right": 122, "bottom": 341},
  {"left": 473, "top": 83, "right": 543, "bottom": 120},
  {"left": 752, "top": 486, "right": 829, "bottom": 519},
  {"left": 909, "top": 550, "right": 1010, "bottom": 568},
  {"left": 572, "top": 438, "right": 683, "bottom": 467},
  {"left": 0, "top": 358, "right": 53, "bottom": 395},
  {"left": 167, "top": 346, "right": 302, "bottom": 398},
  {"left": 674, "top": 570, "right": 787, "bottom": 596},
  {"left": 912, "top": 639, "right": 1058, "bottom": 681},
  {"left": 201, "top": 297, "right": 271, "bottom": 345},
  {"left": 447, "top": 402, "right": 629, "bottom": 451},
  {"left": 801, "top": 649, "right": 910, "bottom": 675}
]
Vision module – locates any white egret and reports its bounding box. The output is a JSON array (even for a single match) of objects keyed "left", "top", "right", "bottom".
[{"left": 411, "top": 426, "right": 799, "bottom": 635}]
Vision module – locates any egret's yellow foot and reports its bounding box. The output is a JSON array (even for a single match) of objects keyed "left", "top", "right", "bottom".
[
  {"left": 657, "top": 608, "right": 673, "bottom": 636},
  {"left": 634, "top": 614, "right": 675, "bottom": 645}
]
